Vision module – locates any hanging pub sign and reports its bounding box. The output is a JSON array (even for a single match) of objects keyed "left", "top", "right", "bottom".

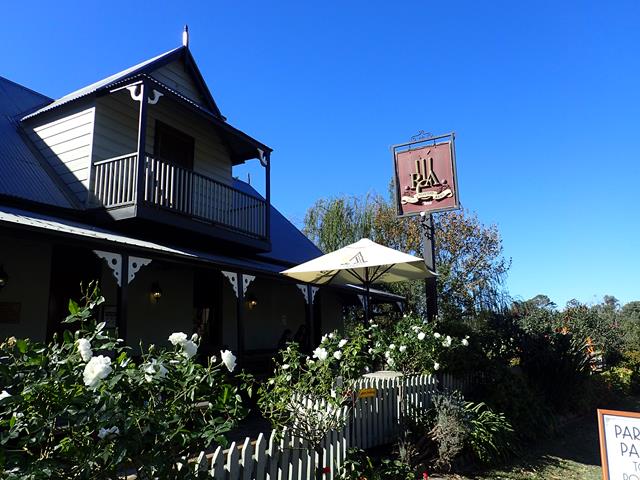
[
  {"left": 597, "top": 409, "right": 640, "bottom": 480},
  {"left": 391, "top": 132, "right": 459, "bottom": 217}
]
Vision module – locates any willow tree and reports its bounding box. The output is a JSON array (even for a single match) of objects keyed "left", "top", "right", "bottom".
[{"left": 303, "top": 189, "right": 510, "bottom": 320}]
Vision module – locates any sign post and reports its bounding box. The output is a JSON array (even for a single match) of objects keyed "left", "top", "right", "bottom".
[
  {"left": 597, "top": 409, "right": 640, "bottom": 480},
  {"left": 391, "top": 132, "right": 459, "bottom": 321}
]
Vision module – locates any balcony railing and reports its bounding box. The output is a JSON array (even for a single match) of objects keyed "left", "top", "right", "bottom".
[{"left": 92, "top": 153, "right": 267, "bottom": 239}]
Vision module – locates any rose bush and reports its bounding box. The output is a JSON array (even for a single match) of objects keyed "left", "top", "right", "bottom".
[
  {"left": 369, "top": 313, "right": 468, "bottom": 375},
  {"left": 0, "top": 283, "right": 248, "bottom": 479}
]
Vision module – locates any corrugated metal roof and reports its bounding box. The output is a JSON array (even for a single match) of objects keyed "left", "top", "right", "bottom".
[
  {"left": 0, "top": 205, "right": 286, "bottom": 274},
  {"left": 0, "top": 77, "right": 75, "bottom": 208},
  {"left": 232, "top": 179, "right": 323, "bottom": 266},
  {"left": 22, "top": 47, "right": 183, "bottom": 120}
]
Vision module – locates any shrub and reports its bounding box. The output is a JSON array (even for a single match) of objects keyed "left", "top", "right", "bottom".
[
  {"left": 0, "top": 284, "right": 248, "bottom": 479},
  {"left": 620, "top": 350, "right": 640, "bottom": 393},
  {"left": 519, "top": 332, "right": 592, "bottom": 414},
  {"left": 471, "top": 365, "right": 556, "bottom": 442},
  {"left": 368, "top": 313, "right": 467, "bottom": 375},
  {"left": 601, "top": 367, "right": 634, "bottom": 395},
  {"left": 465, "top": 401, "right": 515, "bottom": 465},
  {"left": 257, "top": 332, "right": 356, "bottom": 448},
  {"left": 429, "top": 391, "right": 469, "bottom": 471}
]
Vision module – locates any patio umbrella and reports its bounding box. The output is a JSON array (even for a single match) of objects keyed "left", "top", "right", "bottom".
[{"left": 281, "top": 238, "right": 435, "bottom": 322}]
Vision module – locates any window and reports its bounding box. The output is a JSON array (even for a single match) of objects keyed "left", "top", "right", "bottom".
[{"left": 154, "top": 121, "right": 195, "bottom": 169}]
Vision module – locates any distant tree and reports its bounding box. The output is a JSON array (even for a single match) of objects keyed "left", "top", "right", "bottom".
[
  {"left": 512, "top": 295, "right": 558, "bottom": 335},
  {"left": 526, "top": 294, "right": 556, "bottom": 310},
  {"left": 302, "top": 189, "right": 510, "bottom": 319},
  {"left": 302, "top": 194, "right": 378, "bottom": 253},
  {"left": 433, "top": 210, "right": 511, "bottom": 318}
]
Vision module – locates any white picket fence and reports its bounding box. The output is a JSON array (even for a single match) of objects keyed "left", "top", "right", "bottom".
[{"left": 194, "top": 372, "right": 472, "bottom": 479}]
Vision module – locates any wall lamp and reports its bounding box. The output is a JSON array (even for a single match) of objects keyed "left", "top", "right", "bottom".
[
  {"left": 246, "top": 293, "right": 258, "bottom": 310},
  {"left": 150, "top": 282, "right": 163, "bottom": 303},
  {"left": 0, "top": 265, "right": 8, "bottom": 291}
]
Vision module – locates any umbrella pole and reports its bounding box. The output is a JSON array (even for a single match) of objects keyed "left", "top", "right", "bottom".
[
  {"left": 364, "top": 268, "right": 371, "bottom": 324},
  {"left": 365, "top": 282, "right": 371, "bottom": 324}
]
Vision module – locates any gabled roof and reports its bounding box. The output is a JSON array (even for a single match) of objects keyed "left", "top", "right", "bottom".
[
  {"left": 0, "top": 76, "right": 76, "bottom": 208},
  {"left": 22, "top": 46, "right": 223, "bottom": 121}
]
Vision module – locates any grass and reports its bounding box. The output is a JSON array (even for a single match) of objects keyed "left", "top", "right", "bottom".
[{"left": 434, "top": 395, "right": 640, "bottom": 480}]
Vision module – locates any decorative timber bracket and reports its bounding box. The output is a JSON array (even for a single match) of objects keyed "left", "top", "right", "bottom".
[
  {"left": 242, "top": 275, "right": 256, "bottom": 296},
  {"left": 94, "top": 251, "right": 122, "bottom": 286},
  {"left": 296, "top": 284, "right": 319, "bottom": 304},
  {"left": 93, "top": 251, "right": 152, "bottom": 287},
  {"left": 125, "top": 85, "right": 164, "bottom": 105},
  {"left": 128, "top": 256, "right": 152, "bottom": 284},
  {"left": 221, "top": 271, "right": 239, "bottom": 298}
]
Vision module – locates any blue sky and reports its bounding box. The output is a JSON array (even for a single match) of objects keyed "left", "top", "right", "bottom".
[{"left": 3, "top": 1, "right": 639, "bottom": 307}]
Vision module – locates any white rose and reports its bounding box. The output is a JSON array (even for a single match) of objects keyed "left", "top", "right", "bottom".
[
  {"left": 328, "top": 333, "right": 335, "bottom": 339},
  {"left": 434, "top": 362, "right": 440, "bottom": 371},
  {"left": 168, "top": 332, "right": 188, "bottom": 346},
  {"left": 191, "top": 333, "right": 199, "bottom": 342},
  {"left": 434, "top": 332, "right": 441, "bottom": 339},
  {"left": 181, "top": 340, "right": 198, "bottom": 359},
  {"left": 98, "top": 426, "right": 119, "bottom": 439},
  {"left": 462, "top": 339, "right": 469, "bottom": 346},
  {"left": 143, "top": 359, "right": 168, "bottom": 383},
  {"left": 321, "top": 334, "right": 328, "bottom": 343},
  {"left": 387, "top": 358, "right": 395, "bottom": 367},
  {"left": 312, "top": 347, "right": 328, "bottom": 362},
  {"left": 220, "top": 350, "right": 237, "bottom": 372},
  {"left": 443, "top": 336, "right": 452, "bottom": 347},
  {"left": 76, "top": 338, "right": 92, "bottom": 362},
  {"left": 385, "top": 350, "right": 391, "bottom": 358},
  {"left": 399, "top": 345, "right": 407, "bottom": 353},
  {"left": 417, "top": 332, "right": 426, "bottom": 341},
  {"left": 338, "top": 339, "right": 347, "bottom": 348},
  {"left": 389, "top": 344, "right": 396, "bottom": 350},
  {"left": 368, "top": 348, "right": 374, "bottom": 354},
  {"left": 0, "top": 390, "right": 11, "bottom": 400},
  {"left": 333, "top": 350, "right": 343, "bottom": 360},
  {"left": 83, "top": 355, "right": 112, "bottom": 389}
]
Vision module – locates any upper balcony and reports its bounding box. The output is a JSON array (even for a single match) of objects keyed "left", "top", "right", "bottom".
[
  {"left": 91, "top": 152, "right": 267, "bottom": 241},
  {"left": 20, "top": 47, "right": 273, "bottom": 251}
]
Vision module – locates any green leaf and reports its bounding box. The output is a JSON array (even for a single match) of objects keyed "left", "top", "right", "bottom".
[
  {"left": 16, "top": 339, "right": 28, "bottom": 354},
  {"left": 68, "top": 299, "right": 79, "bottom": 315}
]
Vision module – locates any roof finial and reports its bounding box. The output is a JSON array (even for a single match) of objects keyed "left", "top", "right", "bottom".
[{"left": 182, "top": 25, "right": 189, "bottom": 48}]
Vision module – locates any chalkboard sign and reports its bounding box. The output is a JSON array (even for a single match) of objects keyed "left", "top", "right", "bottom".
[{"left": 598, "top": 409, "right": 640, "bottom": 480}]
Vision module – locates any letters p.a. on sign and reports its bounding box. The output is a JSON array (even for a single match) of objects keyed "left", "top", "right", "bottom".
[{"left": 597, "top": 408, "right": 640, "bottom": 479}]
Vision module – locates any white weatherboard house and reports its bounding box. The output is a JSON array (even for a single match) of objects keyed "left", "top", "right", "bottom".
[{"left": 0, "top": 36, "right": 402, "bottom": 370}]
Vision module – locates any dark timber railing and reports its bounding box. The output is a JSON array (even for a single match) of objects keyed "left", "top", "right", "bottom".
[{"left": 92, "top": 153, "right": 267, "bottom": 239}]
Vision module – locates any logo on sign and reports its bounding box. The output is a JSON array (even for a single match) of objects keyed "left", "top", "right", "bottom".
[{"left": 401, "top": 153, "right": 454, "bottom": 205}]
